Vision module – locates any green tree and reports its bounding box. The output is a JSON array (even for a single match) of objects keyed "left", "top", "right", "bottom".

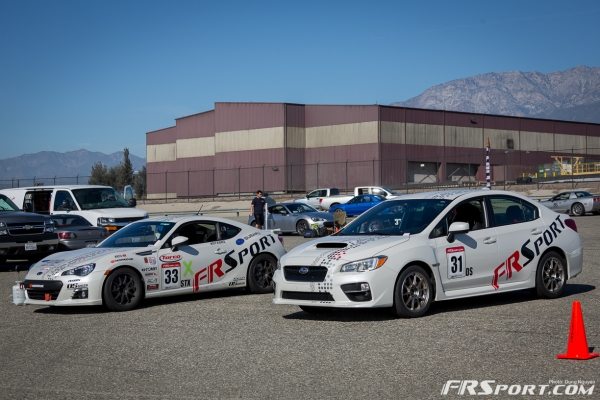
[
  {"left": 133, "top": 165, "right": 147, "bottom": 199},
  {"left": 117, "top": 148, "right": 134, "bottom": 190},
  {"left": 89, "top": 162, "right": 110, "bottom": 185}
]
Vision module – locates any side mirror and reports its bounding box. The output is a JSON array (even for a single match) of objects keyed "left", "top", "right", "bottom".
[
  {"left": 128, "top": 198, "right": 137, "bottom": 207},
  {"left": 171, "top": 235, "right": 188, "bottom": 250},
  {"left": 447, "top": 222, "right": 470, "bottom": 243}
]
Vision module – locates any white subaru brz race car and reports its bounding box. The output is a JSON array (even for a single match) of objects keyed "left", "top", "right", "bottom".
[
  {"left": 23, "top": 216, "right": 286, "bottom": 311},
  {"left": 273, "top": 190, "right": 583, "bottom": 318}
]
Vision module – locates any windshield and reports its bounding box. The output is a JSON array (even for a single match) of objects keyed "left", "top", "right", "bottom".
[
  {"left": 99, "top": 221, "right": 175, "bottom": 248},
  {"left": 72, "top": 188, "right": 129, "bottom": 210},
  {"left": 338, "top": 199, "right": 451, "bottom": 236},
  {"left": 285, "top": 203, "right": 318, "bottom": 213},
  {"left": 0, "top": 194, "right": 19, "bottom": 212}
]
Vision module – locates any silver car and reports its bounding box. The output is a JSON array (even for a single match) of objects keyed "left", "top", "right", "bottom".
[
  {"left": 539, "top": 190, "right": 600, "bottom": 216},
  {"left": 248, "top": 202, "right": 333, "bottom": 235}
]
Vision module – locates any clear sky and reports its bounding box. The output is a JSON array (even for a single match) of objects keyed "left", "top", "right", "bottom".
[{"left": 2, "top": 0, "right": 600, "bottom": 159}]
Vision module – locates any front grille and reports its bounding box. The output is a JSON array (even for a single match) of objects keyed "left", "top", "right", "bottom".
[
  {"left": 115, "top": 217, "right": 145, "bottom": 224},
  {"left": 281, "top": 291, "right": 334, "bottom": 301},
  {"left": 284, "top": 266, "right": 328, "bottom": 282},
  {"left": 23, "top": 280, "right": 63, "bottom": 301},
  {"left": 7, "top": 222, "right": 45, "bottom": 235}
]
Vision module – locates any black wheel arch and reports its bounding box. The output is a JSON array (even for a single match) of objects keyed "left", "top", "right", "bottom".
[
  {"left": 538, "top": 247, "right": 569, "bottom": 279},
  {"left": 395, "top": 260, "right": 437, "bottom": 301},
  {"left": 101, "top": 265, "right": 146, "bottom": 305}
]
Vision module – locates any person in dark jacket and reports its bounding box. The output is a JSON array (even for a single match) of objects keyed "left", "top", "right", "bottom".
[{"left": 250, "top": 190, "right": 266, "bottom": 229}]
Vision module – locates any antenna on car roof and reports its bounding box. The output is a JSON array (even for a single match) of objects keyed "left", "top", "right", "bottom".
[{"left": 196, "top": 204, "right": 203, "bottom": 216}]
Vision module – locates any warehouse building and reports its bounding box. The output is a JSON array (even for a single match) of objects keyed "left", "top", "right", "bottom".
[{"left": 146, "top": 102, "right": 600, "bottom": 198}]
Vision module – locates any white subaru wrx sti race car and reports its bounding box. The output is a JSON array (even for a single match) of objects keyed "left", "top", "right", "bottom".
[
  {"left": 273, "top": 190, "right": 583, "bottom": 317},
  {"left": 23, "top": 216, "right": 285, "bottom": 311}
]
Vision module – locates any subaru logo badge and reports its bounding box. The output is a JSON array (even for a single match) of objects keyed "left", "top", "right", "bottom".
[
  {"left": 24, "top": 225, "right": 32, "bottom": 230},
  {"left": 298, "top": 267, "right": 309, "bottom": 275}
]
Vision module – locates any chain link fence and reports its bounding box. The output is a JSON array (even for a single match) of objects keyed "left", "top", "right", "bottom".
[{"left": 2, "top": 149, "right": 599, "bottom": 201}]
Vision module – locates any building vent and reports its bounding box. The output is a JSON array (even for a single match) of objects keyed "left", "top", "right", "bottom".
[{"left": 507, "top": 139, "right": 514, "bottom": 149}]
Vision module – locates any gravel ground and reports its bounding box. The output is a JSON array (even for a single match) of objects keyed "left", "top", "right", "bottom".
[{"left": 0, "top": 216, "right": 598, "bottom": 399}]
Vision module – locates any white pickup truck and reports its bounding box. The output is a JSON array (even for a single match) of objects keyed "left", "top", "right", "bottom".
[
  {"left": 0, "top": 185, "right": 148, "bottom": 233},
  {"left": 295, "top": 186, "right": 399, "bottom": 210}
]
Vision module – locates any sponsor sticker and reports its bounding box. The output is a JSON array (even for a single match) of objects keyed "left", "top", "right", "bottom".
[{"left": 159, "top": 254, "right": 182, "bottom": 262}]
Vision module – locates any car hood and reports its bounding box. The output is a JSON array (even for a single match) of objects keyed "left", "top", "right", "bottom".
[
  {"left": 83, "top": 208, "right": 148, "bottom": 218},
  {"left": 25, "top": 247, "right": 150, "bottom": 280},
  {"left": 281, "top": 234, "right": 410, "bottom": 267},
  {"left": 0, "top": 211, "right": 50, "bottom": 223},
  {"left": 302, "top": 211, "right": 333, "bottom": 221}
]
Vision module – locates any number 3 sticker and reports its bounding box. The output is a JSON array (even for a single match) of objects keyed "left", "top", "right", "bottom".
[
  {"left": 446, "top": 246, "right": 466, "bottom": 279},
  {"left": 161, "top": 262, "right": 181, "bottom": 289}
]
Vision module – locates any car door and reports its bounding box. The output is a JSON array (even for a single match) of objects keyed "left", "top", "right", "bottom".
[
  {"left": 487, "top": 195, "right": 546, "bottom": 289},
  {"left": 431, "top": 197, "right": 500, "bottom": 294},
  {"left": 156, "top": 221, "right": 235, "bottom": 294},
  {"left": 344, "top": 197, "right": 361, "bottom": 216},
  {"left": 268, "top": 205, "right": 289, "bottom": 231},
  {"left": 551, "top": 192, "right": 571, "bottom": 213},
  {"left": 306, "top": 190, "right": 324, "bottom": 208}
]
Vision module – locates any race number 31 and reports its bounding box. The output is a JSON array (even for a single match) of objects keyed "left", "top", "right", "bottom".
[{"left": 446, "top": 246, "right": 467, "bottom": 279}]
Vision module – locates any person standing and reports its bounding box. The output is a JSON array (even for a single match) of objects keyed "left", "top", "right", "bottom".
[{"left": 250, "top": 190, "right": 266, "bottom": 229}]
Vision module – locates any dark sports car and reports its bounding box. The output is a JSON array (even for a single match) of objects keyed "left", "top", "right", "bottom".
[{"left": 51, "top": 214, "right": 107, "bottom": 250}]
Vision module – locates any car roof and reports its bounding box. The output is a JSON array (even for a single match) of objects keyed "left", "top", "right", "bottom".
[
  {"left": 143, "top": 215, "right": 245, "bottom": 225},
  {"left": 392, "top": 189, "right": 531, "bottom": 201},
  {"left": 3, "top": 185, "right": 114, "bottom": 191}
]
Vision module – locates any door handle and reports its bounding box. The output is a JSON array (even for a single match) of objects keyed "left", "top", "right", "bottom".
[
  {"left": 531, "top": 228, "right": 543, "bottom": 235},
  {"left": 483, "top": 237, "right": 497, "bottom": 244},
  {"left": 214, "top": 248, "right": 227, "bottom": 255}
]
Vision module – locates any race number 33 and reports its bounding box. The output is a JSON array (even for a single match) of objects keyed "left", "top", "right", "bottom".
[
  {"left": 161, "top": 262, "right": 181, "bottom": 289},
  {"left": 446, "top": 246, "right": 466, "bottom": 279}
]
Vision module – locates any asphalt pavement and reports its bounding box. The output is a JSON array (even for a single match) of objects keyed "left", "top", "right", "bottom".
[{"left": 0, "top": 217, "right": 598, "bottom": 399}]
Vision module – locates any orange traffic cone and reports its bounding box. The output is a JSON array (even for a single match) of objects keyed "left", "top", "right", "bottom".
[{"left": 556, "top": 301, "right": 599, "bottom": 360}]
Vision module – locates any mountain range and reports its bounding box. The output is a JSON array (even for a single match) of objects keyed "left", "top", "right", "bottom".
[
  {"left": 394, "top": 66, "right": 600, "bottom": 123},
  {"left": 0, "top": 149, "right": 145, "bottom": 183},
  {"left": 2, "top": 66, "right": 599, "bottom": 182}
]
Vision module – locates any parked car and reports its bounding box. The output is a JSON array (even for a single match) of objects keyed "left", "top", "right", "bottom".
[
  {"left": 51, "top": 214, "right": 108, "bottom": 250},
  {"left": 329, "top": 194, "right": 386, "bottom": 217},
  {"left": 0, "top": 185, "right": 148, "bottom": 233},
  {"left": 0, "top": 194, "right": 58, "bottom": 264},
  {"left": 319, "top": 186, "right": 399, "bottom": 211},
  {"left": 248, "top": 202, "right": 333, "bottom": 235},
  {"left": 294, "top": 188, "right": 341, "bottom": 208},
  {"left": 273, "top": 189, "right": 583, "bottom": 318},
  {"left": 539, "top": 190, "right": 600, "bottom": 216},
  {"left": 22, "top": 216, "right": 286, "bottom": 311}
]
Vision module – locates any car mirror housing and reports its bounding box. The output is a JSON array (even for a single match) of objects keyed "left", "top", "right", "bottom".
[
  {"left": 447, "top": 221, "right": 470, "bottom": 243},
  {"left": 171, "top": 235, "right": 188, "bottom": 250}
]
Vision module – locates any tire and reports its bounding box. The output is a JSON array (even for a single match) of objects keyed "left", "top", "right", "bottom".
[
  {"left": 571, "top": 202, "right": 585, "bottom": 216},
  {"left": 535, "top": 251, "right": 567, "bottom": 299},
  {"left": 247, "top": 253, "right": 277, "bottom": 293},
  {"left": 393, "top": 265, "right": 433, "bottom": 318},
  {"left": 0, "top": 256, "right": 6, "bottom": 266},
  {"left": 103, "top": 267, "right": 143, "bottom": 311},
  {"left": 296, "top": 220, "right": 309, "bottom": 235}
]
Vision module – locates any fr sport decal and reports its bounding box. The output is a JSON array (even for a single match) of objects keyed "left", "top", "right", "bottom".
[{"left": 492, "top": 215, "right": 567, "bottom": 289}]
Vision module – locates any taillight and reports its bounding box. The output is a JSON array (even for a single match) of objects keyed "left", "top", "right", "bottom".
[
  {"left": 58, "top": 232, "right": 76, "bottom": 239},
  {"left": 564, "top": 218, "right": 577, "bottom": 232},
  {"left": 319, "top": 198, "right": 323, "bottom": 204}
]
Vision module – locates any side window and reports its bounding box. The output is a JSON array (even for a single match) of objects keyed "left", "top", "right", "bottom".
[
  {"left": 429, "top": 198, "right": 486, "bottom": 238},
  {"left": 488, "top": 196, "right": 539, "bottom": 227},
  {"left": 271, "top": 205, "right": 286, "bottom": 215},
  {"left": 54, "top": 190, "right": 77, "bottom": 211},
  {"left": 174, "top": 222, "right": 218, "bottom": 246},
  {"left": 318, "top": 190, "right": 327, "bottom": 197},
  {"left": 307, "top": 191, "right": 318, "bottom": 199},
  {"left": 218, "top": 223, "right": 242, "bottom": 240},
  {"left": 555, "top": 193, "right": 570, "bottom": 201},
  {"left": 330, "top": 188, "right": 340, "bottom": 195}
]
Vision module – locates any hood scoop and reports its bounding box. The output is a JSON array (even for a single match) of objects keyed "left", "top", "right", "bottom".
[{"left": 316, "top": 242, "right": 348, "bottom": 249}]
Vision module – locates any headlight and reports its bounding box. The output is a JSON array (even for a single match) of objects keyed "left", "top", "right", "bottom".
[
  {"left": 0, "top": 221, "right": 7, "bottom": 235},
  {"left": 340, "top": 256, "right": 387, "bottom": 273},
  {"left": 44, "top": 220, "right": 54, "bottom": 233},
  {"left": 98, "top": 217, "right": 116, "bottom": 225},
  {"left": 62, "top": 263, "right": 96, "bottom": 276},
  {"left": 311, "top": 217, "right": 326, "bottom": 222}
]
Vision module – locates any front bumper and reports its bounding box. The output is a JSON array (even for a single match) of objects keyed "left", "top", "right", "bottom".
[
  {"left": 0, "top": 238, "right": 59, "bottom": 258},
  {"left": 23, "top": 275, "right": 103, "bottom": 306},
  {"left": 272, "top": 266, "right": 395, "bottom": 309}
]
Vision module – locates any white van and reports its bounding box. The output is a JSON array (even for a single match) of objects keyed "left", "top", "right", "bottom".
[{"left": 0, "top": 185, "right": 148, "bottom": 233}]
